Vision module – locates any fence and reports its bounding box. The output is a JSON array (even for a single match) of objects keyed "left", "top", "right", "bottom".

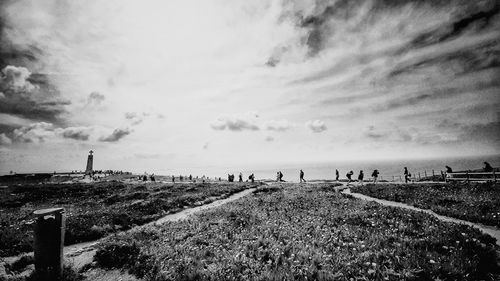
[
  {"left": 387, "top": 169, "right": 446, "bottom": 183},
  {"left": 445, "top": 171, "right": 497, "bottom": 183}
]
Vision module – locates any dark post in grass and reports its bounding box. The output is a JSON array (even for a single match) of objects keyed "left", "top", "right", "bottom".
[
  {"left": 33, "top": 208, "right": 65, "bottom": 280},
  {"left": 466, "top": 171, "right": 470, "bottom": 183}
]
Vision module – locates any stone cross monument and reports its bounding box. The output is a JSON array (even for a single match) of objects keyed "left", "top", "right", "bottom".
[{"left": 85, "top": 150, "right": 93, "bottom": 175}]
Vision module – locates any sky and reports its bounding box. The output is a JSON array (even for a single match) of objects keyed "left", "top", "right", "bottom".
[{"left": 0, "top": 0, "right": 499, "bottom": 175}]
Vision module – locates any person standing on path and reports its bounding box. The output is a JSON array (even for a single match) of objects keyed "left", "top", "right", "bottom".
[
  {"left": 335, "top": 169, "right": 339, "bottom": 182},
  {"left": 239, "top": 173, "right": 243, "bottom": 182},
  {"left": 346, "top": 170, "right": 354, "bottom": 186},
  {"left": 300, "top": 169, "right": 306, "bottom": 183},
  {"left": 404, "top": 167, "right": 410, "bottom": 183},
  {"left": 371, "top": 169, "right": 379, "bottom": 183},
  {"left": 358, "top": 170, "right": 364, "bottom": 186},
  {"left": 248, "top": 173, "right": 255, "bottom": 183}
]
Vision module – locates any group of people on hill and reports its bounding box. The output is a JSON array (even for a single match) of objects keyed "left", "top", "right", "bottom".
[{"left": 227, "top": 172, "right": 255, "bottom": 183}]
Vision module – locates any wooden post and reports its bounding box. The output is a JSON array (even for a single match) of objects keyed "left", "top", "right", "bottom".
[
  {"left": 33, "top": 208, "right": 65, "bottom": 281},
  {"left": 418, "top": 172, "right": 421, "bottom": 180},
  {"left": 466, "top": 171, "right": 470, "bottom": 183},
  {"left": 399, "top": 175, "right": 402, "bottom": 182},
  {"left": 392, "top": 175, "right": 395, "bottom": 182},
  {"left": 424, "top": 171, "right": 427, "bottom": 178},
  {"left": 494, "top": 171, "right": 496, "bottom": 183},
  {"left": 432, "top": 170, "right": 435, "bottom": 177}
]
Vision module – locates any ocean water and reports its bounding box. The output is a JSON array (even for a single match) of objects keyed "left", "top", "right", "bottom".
[{"left": 235, "top": 155, "right": 500, "bottom": 182}]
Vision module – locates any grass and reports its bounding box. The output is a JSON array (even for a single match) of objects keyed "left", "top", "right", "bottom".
[
  {"left": 351, "top": 182, "right": 500, "bottom": 227},
  {"left": 95, "top": 183, "right": 499, "bottom": 281},
  {"left": 0, "top": 181, "right": 259, "bottom": 257}
]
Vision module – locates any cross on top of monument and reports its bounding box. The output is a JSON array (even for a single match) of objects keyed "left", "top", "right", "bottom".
[{"left": 89, "top": 150, "right": 93, "bottom": 155}]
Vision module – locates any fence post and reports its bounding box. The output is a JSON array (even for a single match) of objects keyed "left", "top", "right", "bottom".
[
  {"left": 399, "top": 175, "right": 402, "bottom": 182},
  {"left": 432, "top": 170, "right": 435, "bottom": 177},
  {"left": 494, "top": 171, "right": 496, "bottom": 183},
  {"left": 424, "top": 171, "right": 427, "bottom": 178},
  {"left": 33, "top": 208, "right": 65, "bottom": 280},
  {"left": 466, "top": 171, "right": 470, "bottom": 183},
  {"left": 392, "top": 175, "right": 394, "bottom": 182},
  {"left": 418, "top": 172, "right": 421, "bottom": 181}
]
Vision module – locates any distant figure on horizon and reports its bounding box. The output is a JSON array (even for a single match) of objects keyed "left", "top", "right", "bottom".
[
  {"left": 300, "top": 169, "right": 306, "bottom": 183},
  {"left": 484, "top": 162, "right": 493, "bottom": 172},
  {"left": 446, "top": 166, "right": 453, "bottom": 173},
  {"left": 346, "top": 170, "right": 354, "bottom": 186},
  {"left": 189, "top": 174, "right": 192, "bottom": 181},
  {"left": 239, "top": 173, "right": 243, "bottom": 182},
  {"left": 371, "top": 169, "right": 379, "bottom": 183},
  {"left": 335, "top": 169, "right": 339, "bottom": 182},
  {"left": 278, "top": 171, "right": 284, "bottom": 182},
  {"left": 142, "top": 174, "right": 147, "bottom": 182},
  {"left": 249, "top": 173, "right": 255, "bottom": 183},
  {"left": 404, "top": 167, "right": 409, "bottom": 183},
  {"left": 358, "top": 170, "right": 364, "bottom": 185},
  {"left": 150, "top": 174, "right": 155, "bottom": 182}
]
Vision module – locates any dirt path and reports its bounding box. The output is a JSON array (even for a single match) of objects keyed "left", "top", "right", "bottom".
[
  {"left": 4, "top": 187, "right": 257, "bottom": 270},
  {"left": 341, "top": 187, "right": 500, "bottom": 246}
]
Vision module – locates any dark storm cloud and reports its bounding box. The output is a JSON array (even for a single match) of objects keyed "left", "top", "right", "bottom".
[
  {"left": 0, "top": 66, "right": 70, "bottom": 124},
  {"left": 99, "top": 128, "right": 131, "bottom": 142},
  {"left": 0, "top": 2, "right": 69, "bottom": 125},
  {"left": 0, "top": 1, "right": 43, "bottom": 70},
  {"left": 274, "top": 0, "right": 466, "bottom": 61},
  {"left": 403, "top": 3, "right": 500, "bottom": 52},
  {"left": 389, "top": 41, "right": 500, "bottom": 78}
]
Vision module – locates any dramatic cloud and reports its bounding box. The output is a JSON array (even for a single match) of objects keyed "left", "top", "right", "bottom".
[
  {"left": 0, "top": 65, "right": 69, "bottom": 124},
  {"left": 306, "top": 120, "right": 327, "bottom": 133},
  {"left": 11, "top": 122, "right": 55, "bottom": 143},
  {"left": 59, "top": 126, "right": 92, "bottom": 141},
  {"left": 265, "top": 119, "right": 293, "bottom": 132},
  {"left": 210, "top": 112, "right": 260, "bottom": 131},
  {"left": 99, "top": 128, "right": 132, "bottom": 142}
]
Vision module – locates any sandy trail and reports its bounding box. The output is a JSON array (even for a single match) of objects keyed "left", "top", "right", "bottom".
[
  {"left": 341, "top": 187, "right": 500, "bottom": 246},
  {"left": 4, "top": 187, "right": 257, "bottom": 270}
]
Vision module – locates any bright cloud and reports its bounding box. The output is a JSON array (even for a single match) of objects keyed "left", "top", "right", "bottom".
[{"left": 306, "top": 120, "right": 327, "bottom": 133}]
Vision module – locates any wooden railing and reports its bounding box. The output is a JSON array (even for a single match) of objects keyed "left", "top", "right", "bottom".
[{"left": 446, "top": 171, "right": 497, "bottom": 182}]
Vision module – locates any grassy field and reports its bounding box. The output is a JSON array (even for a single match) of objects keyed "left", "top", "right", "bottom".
[
  {"left": 93, "top": 183, "right": 499, "bottom": 281},
  {"left": 0, "top": 181, "right": 258, "bottom": 257},
  {"left": 351, "top": 182, "right": 500, "bottom": 228}
]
